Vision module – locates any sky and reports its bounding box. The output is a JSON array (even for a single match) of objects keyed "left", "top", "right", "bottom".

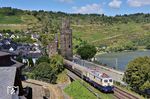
[{"left": 0, "top": 0, "right": 150, "bottom": 16}]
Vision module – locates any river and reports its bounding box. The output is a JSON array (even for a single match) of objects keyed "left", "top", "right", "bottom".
[{"left": 95, "top": 50, "right": 150, "bottom": 71}]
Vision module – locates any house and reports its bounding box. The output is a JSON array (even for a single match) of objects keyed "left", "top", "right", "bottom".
[
  {"left": 10, "top": 34, "right": 16, "bottom": 39},
  {"left": 16, "top": 35, "right": 19, "bottom": 39},
  {"left": 22, "top": 52, "right": 42, "bottom": 65},
  {"left": 0, "top": 51, "right": 28, "bottom": 99},
  {"left": 31, "top": 34, "right": 39, "bottom": 40},
  {"left": 2, "top": 38, "right": 11, "bottom": 45},
  {"left": 0, "top": 39, "right": 18, "bottom": 52},
  {"left": 9, "top": 47, "right": 14, "bottom": 52},
  {"left": 0, "top": 33, "right": 2, "bottom": 37},
  {"left": 14, "top": 43, "right": 42, "bottom": 64},
  {"left": 0, "top": 33, "right": 3, "bottom": 39}
]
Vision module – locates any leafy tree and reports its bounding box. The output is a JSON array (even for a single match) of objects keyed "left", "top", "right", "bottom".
[
  {"left": 39, "top": 34, "right": 53, "bottom": 46},
  {"left": 15, "top": 56, "right": 22, "bottom": 63},
  {"left": 50, "top": 54, "right": 64, "bottom": 74},
  {"left": 123, "top": 56, "right": 150, "bottom": 92},
  {"left": 28, "top": 57, "right": 34, "bottom": 67},
  {"left": 32, "top": 62, "right": 57, "bottom": 83},
  {"left": 146, "top": 44, "right": 150, "bottom": 50},
  {"left": 77, "top": 44, "right": 97, "bottom": 60},
  {"left": 36, "top": 55, "right": 50, "bottom": 65},
  {"left": 140, "top": 81, "right": 150, "bottom": 91}
]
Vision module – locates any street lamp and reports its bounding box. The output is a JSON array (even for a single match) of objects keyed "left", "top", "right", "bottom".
[{"left": 115, "top": 58, "right": 118, "bottom": 70}]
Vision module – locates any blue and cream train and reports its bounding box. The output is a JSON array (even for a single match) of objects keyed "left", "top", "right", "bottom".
[{"left": 64, "top": 59, "right": 114, "bottom": 92}]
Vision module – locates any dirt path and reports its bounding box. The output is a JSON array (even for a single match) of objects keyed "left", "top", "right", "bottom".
[
  {"left": 92, "top": 34, "right": 123, "bottom": 43},
  {"left": 57, "top": 83, "right": 71, "bottom": 99}
]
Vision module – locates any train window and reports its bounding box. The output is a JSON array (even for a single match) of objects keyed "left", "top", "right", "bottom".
[
  {"left": 104, "top": 79, "right": 108, "bottom": 83},
  {"left": 109, "top": 79, "right": 112, "bottom": 82},
  {"left": 95, "top": 77, "right": 98, "bottom": 81}
]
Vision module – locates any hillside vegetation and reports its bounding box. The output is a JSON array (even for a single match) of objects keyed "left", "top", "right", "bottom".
[
  {"left": 64, "top": 80, "right": 97, "bottom": 99},
  {"left": 0, "top": 7, "right": 150, "bottom": 51}
]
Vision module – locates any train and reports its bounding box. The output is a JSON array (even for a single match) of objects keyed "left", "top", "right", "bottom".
[{"left": 64, "top": 59, "right": 114, "bottom": 93}]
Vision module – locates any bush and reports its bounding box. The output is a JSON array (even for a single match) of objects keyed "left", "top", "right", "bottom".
[
  {"left": 77, "top": 44, "right": 97, "bottom": 60},
  {"left": 36, "top": 55, "right": 50, "bottom": 65},
  {"left": 50, "top": 54, "right": 64, "bottom": 74},
  {"left": 32, "top": 62, "right": 57, "bottom": 83},
  {"left": 123, "top": 56, "right": 150, "bottom": 93}
]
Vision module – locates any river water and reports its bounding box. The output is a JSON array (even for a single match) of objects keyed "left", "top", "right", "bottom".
[{"left": 95, "top": 50, "right": 150, "bottom": 71}]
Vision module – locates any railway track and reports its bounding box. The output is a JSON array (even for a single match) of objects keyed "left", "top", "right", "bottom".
[{"left": 114, "top": 86, "right": 139, "bottom": 99}]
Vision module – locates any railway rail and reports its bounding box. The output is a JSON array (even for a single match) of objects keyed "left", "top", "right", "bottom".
[
  {"left": 65, "top": 59, "right": 140, "bottom": 99},
  {"left": 114, "top": 86, "right": 139, "bottom": 99}
]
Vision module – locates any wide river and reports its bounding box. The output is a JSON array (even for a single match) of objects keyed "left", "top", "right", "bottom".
[{"left": 95, "top": 50, "right": 150, "bottom": 71}]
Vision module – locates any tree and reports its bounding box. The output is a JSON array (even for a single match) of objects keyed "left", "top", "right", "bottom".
[
  {"left": 77, "top": 44, "right": 97, "bottom": 60},
  {"left": 28, "top": 57, "right": 34, "bottom": 67},
  {"left": 123, "top": 57, "right": 150, "bottom": 92},
  {"left": 32, "top": 62, "right": 57, "bottom": 83},
  {"left": 50, "top": 54, "right": 64, "bottom": 74},
  {"left": 146, "top": 44, "right": 150, "bottom": 50},
  {"left": 15, "top": 56, "right": 22, "bottom": 63},
  {"left": 140, "top": 81, "right": 150, "bottom": 91},
  {"left": 36, "top": 55, "right": 50, "bottom": 65}
]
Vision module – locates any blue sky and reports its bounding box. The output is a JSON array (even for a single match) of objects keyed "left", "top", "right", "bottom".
[{"left": 0, "top": 0, "right": 150, "bottom": 16}]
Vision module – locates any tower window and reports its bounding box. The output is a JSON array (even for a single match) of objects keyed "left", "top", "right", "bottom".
[{"left": 69, "top": 45, "right": 71, "bottom": 48}]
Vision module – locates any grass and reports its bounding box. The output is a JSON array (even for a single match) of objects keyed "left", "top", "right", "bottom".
[
  {"left": 0, "top": 15, "right": 38, "bottom": 31},
  {"left": 64, "top": 80, "right": 97, "bottom": 99},
  {"left": 0, "top": 24, "right": 27, "bottom": 31},
  {"left": 72, "top": 22, "right": 150, "bottom": 46},
  {"left": 56, "top": 70, "right": 70, "bottom": 84},
  {"left": 0, "top": 14, "right": 149, "bottom": 48},
  {"left": 0, "top": 14, "right": 23, "bottom": 24},
  {"left": 64, "top": 80, "right": 115, "bottom": 99}
]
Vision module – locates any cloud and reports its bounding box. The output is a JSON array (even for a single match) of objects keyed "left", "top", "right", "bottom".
[
  {"left": 72, "top": 3, "right": 103, "bottom": 14},
  {"left": 57, "top": 0, "right": 73, "bottom": 3},
  {"left": 108, "top": 0, "right": 122, "bottom": 9},
  {"left": 127, "top": 0, "right": 150, "bottom": 7}
]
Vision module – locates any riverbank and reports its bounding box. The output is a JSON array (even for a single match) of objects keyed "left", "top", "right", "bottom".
[
  {"left": 96, "top": 49, "right": 150, "bottom": 56},
  {"left": 94, "top": 50, "right": 150, "bottom": 71}
]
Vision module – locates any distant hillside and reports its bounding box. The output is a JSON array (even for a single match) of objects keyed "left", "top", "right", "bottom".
[{"left": 0, "top": 7, "right": 150, "bottom": 50}]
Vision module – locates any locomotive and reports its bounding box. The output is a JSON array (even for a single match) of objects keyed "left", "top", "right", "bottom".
[{"left": 64, "top": 59, "right": 114, "bottom": 92}]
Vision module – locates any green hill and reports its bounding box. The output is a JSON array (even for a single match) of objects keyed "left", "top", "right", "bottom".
[{"left": 0, "top": 7, "right": 150, "bottom": 51}]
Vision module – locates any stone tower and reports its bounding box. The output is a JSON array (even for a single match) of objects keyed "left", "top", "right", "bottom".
[
  {"left": 60, "top": 19, "right": 73, "bottom": 60},
  {"left": 48, "top": 33, "right": 58, "bottom": 58}
]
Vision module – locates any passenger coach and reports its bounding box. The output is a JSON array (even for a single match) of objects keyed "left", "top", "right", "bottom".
[{"left": 64, "top": 59, "right": 114, "bottom": 92}]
